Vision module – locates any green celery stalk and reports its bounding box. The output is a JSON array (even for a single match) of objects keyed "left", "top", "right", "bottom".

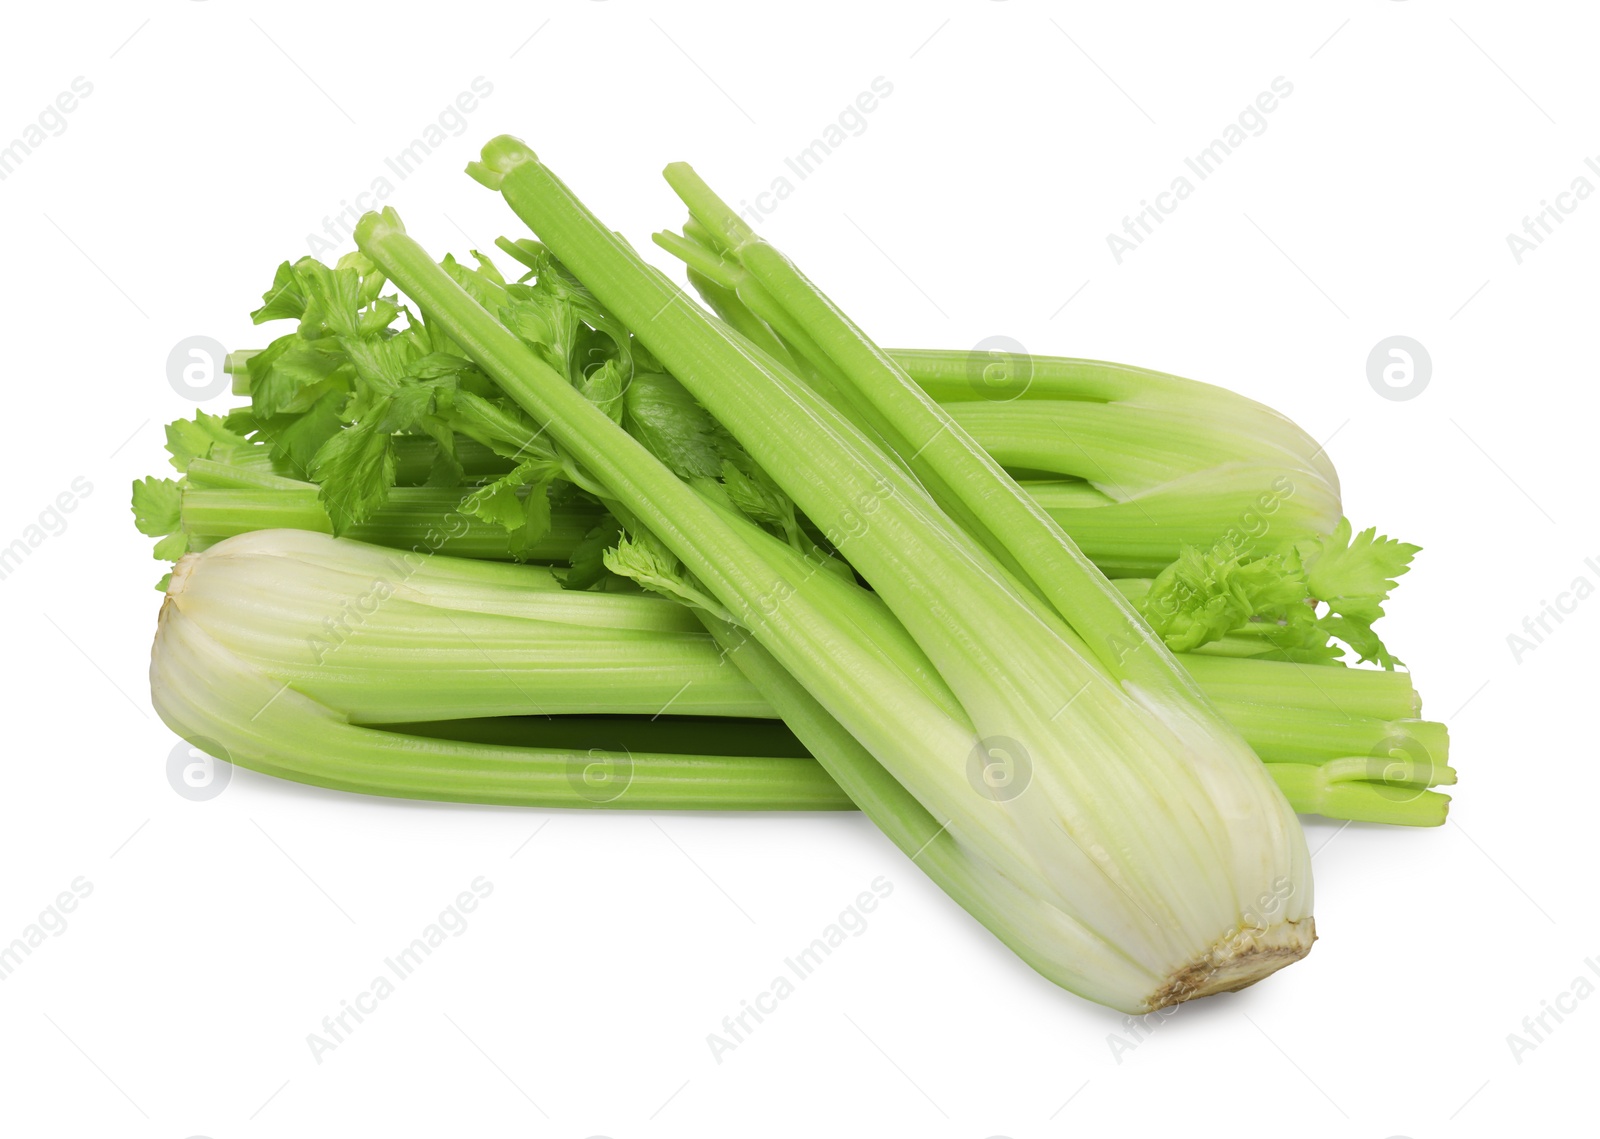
[
  {"left": 225, "top": 342, "right": 1345, "bottom": 577},
  {"left": 153, "top": 590, "right": 849, "bottom": 812},
  {"left": 169, "top": 461, "right": 1302, "bottom": 579},
  {"left": 154, "top": 530, "right": 1453, "bottom": 825},
  {"left": 180, "top": 481, "right": 600, "bottom": 561}
]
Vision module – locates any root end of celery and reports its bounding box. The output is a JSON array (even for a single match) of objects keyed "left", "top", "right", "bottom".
[{"left": 1146, "top": 917, "right": 1316, "bottom": 1010}]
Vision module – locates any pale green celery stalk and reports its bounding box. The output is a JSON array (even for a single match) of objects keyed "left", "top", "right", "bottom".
[
  {"left": 174, "top": 456, "right": 1298, "bottom": 578},
  {"left": 153, "top": 549, "right": 847, "bottom": 811},
  {"left": 682, "top": 266, "right": 807, "bottom": 376},
  {"left": 431, "top": 707, "right": 1454, "bottom": 825},
  {"left": 159, "top": 530, "right": 1450, "bottom": 824},
  {"left": 893, "top": 358, "right": 1341, "bottom": 576},
  {"left": 893, "top": 349, "right": 1339, "bottom": 486},
  {"left": 1178, "top": 653, "right": 1420, "bottom": 719},
  {"left": 166, "top": 529, "right": 771, "bottom": 721},
  {"left": 151, "top": 634, "right": 1442, "bottom": 816},
  {"left": 1011, "top": 468, "right": 1333, "bottom": 579},
  {"left": 174, "top": 528, "right": 1451, "bottom": 772},
  {"left": 226, "top": 349, "right": 260, "bottom": 384},
  {"left": 183, "top": 457, "right": 308, "bottom": 492},
  {"left": 1209, "top": 700, "right": 1450, "bottom": 778},
  {"left": 1177, "top": 635, "right": 1311, "bottom": 662},
  {"left": 461, "top": 138, "right": 1314, "bottom": 1008},
  {"left": 1265, "top": 764, "right": 1446, "bottom": 827},
  {"left": 227, "top": 339, "right": 1332, "bottom": 576},
  {"left": 424, "top": 704, "right": 1452, "bottom": 825},
  {"left": 179, "top": 480, "right": 600, "bottom": 560}
]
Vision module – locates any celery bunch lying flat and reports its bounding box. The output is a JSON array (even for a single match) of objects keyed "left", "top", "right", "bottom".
[{"left": 134, "top": 137, "right": 1441, "bottom": 1013}]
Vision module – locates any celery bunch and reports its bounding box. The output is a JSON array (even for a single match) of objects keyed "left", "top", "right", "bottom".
[{"left": 134, "top": 137, "right": 1442, "bottom": 1013}]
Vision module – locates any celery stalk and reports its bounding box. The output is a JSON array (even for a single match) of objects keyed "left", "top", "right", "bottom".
[
  {"left": 180, "top": 482, "right": 600, "bottom": 560},
  {"left": 154, "top": 531, "right": 1451, "bottom": 826},
  {"left": 223, "top": 343, "right": 1346, "bottom": 577}
]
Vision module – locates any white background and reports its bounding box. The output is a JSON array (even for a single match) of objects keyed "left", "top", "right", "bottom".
[{"left": 1, "top": 2, "right": 1593, "bottom": 1136}]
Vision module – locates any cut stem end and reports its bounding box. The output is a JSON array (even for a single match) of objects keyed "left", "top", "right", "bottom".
[{"left": 1146, "top": 918, "right": 1316, "bottom": 1011}]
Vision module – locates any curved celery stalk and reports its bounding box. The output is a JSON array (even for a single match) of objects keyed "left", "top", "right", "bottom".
[
  {"left": 892, "top": 349, "right": 1340, "bottom": 487},
  {"left": 1178, "top": 653, "right": 1421, "bottom": 718},
  {"left": 225, "top": 342, "right": 1344, "bottom": 577},
  {"left": 403, "top": 711, "right": 1452, "bottom": 827},
  {"left": 166, "top": 529, "right": 775, "bottom": 722},
  {"left": 174, "top": 461, "right": 1311, "bottom": 579},
  {"left": 172, "top": 529, "right": 1451, "bottom": 769},
  {"left": 156, "top": 531, "right": 1452, "bottom": 826},
  {"left": 1265, "top": 764, "right": 1448, "bottom": 827},
  {"left": 152, "top": 575, "right": 851, "bottom": 812}
]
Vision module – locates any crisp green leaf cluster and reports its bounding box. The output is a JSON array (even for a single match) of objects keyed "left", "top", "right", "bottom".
[
  {"left": 241, "top": 252, "right": 517, "bottom": 533},
  {"left": 1139, "top": 518, "right": 1419, "bottom": 667},
  {"left": 1298, "top": 520, "right": 1422, "bottom": 669},
  {"left": 133, "top": 245, "right": 823, "bottom": 596}
]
